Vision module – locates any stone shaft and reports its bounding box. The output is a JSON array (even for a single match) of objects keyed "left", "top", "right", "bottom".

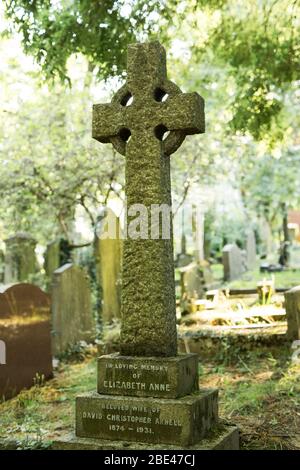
[
  {"left": 120, "top": 135, "right": 176, "bottom": 355},
  {"left": 92, "top": 41, "right": 205, "bottom": 356}
]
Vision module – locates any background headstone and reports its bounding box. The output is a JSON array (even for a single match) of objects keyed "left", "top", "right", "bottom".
[
  {"left": 192, "top": 205, "right": 205, "bottom": 264},
  {"left": 4, "top": 232, "right": 37, "bottom": 284},
  {"left": 289, "top": 245, "right": 300, "bottom": 269},
  {"left": 44, "top": 239, "right": 61, "bottom": 277},
  {"left": 180, "top": 260, "right": 214, "bottom": 300},
  {"left": 175, "top": 233, "right": 193, "bottom": 267},
  {"left": 94, "top": 208, "right": 122, "bottom": 322},
  {"left": 44, "top": 238, "right": 74, "bottom": 278},
  {"left": 284, "top": 286, "right": 300, "bottom": 340},
  {"left": 0, "top": 283, "right": 53, "bottom": 399},
  {"left": 258, "top": 217, "right": 273, "bottom": 257},
  {"left": 51, "top": 263, "right": 95, "bottom": 355},
  {"left": 175, "top": 209, "right": 193, "bottom": 268},
  {"left": 0, "top": 248, "right": 4, "bottom": 283},
  {"left": 222, "top": 243, "right": 245, "bottom": 281},
  {"left": 246, "top": 229, "right": 257, "bottom": 269}
]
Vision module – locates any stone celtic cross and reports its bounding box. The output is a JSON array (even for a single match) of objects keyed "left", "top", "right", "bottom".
[{"left": 93, "top": 41, "right": 204, "bottom": 357}]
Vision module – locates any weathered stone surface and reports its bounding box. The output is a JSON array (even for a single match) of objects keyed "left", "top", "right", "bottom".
[
  {"left": 4, "top": 232, "right": 37, "bottom": 284},
  {"left": 51, "top": 263, "right": 95, "bottom": 355},
  {"left": 0, "top": 283, "right": 52, "bottom": 399},
  {"left": 52, "top": 423, "right": 239, "bottom": 450},
  {"left": 52, "top": 41, "right": 239, "bottom": 454},
  {"left": 0, "top": 249, "right": 4, "bottom": 283},
  {"left": 93, "top": 41, "right": 204, "bottom": 357},
  {"left": 222, "top": 243, "right": 245, "bottom": 282},
  {"left": 0, "top": 283, "right": 50, "bottom": 319},
  {"left": 284, "top": 286, "right": 300, "bottom": 340},
  {"left": 97, "top": 353, "right": 198, "bottom": 398},
  {"left": 75, "top": 389, "right": 218, "bottom": 446},
  {"left": 175, "top": 216, "right": 193, "bottom": 268},
  {"left": 179, "top": 260, "right": 214, "bottom": 301},
  {"left": 44, "top": 239, "right": 61, "bottom": 278},
  {"left": 246, "top": 229, "right": 257, "bottom": 270},
  {"left": 175, "top": 252, "right": 193, "bottom": 268},
  {"left": 95, "top": 208, "right": 122, "bottom": 322},
  {"left": 192, "top": 205, "right": 205, "bottom": 264}
]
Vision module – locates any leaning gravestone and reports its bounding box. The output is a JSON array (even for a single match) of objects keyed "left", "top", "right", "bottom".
[
  {"left": 284, "top": 286, "right": 300, "bottom": 340},
  {"left": 54, "top": 42, "right": 238, "bottom": 450},
  {"left": 4, "top": 232, "right": 37, "bottom": 284},
  {"left": 0, "top": 283, "right": 53, "bottom": 399},
  {"left": 51, "top": 263, "right": 95, "bottom": 355},
  {"left": 222, "top": 243, "right": 244, "bottom": 282},
  {"left": 179, "top": 260, "right": 214, "bottom": 301},
  {"left": 94, "top": 208, "right": 122, "bottom": 322}
]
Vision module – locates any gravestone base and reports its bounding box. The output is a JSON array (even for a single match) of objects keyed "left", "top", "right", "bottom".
[
  {"left": 53, "top": 350, "right": 239, "bottom": 450},
  {"left": 52, "top": 422, "right": 239, "bottom": 450},
  {"left": 97, "top": 353, "right": 199, "bottom": 398},
  {"left": 76, "top": 389, "right": 218, "bottom": 446}
]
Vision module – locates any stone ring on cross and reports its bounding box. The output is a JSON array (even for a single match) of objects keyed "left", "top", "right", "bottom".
[{"left": 92, "top": 41, "right": 205, "bottom": 157}]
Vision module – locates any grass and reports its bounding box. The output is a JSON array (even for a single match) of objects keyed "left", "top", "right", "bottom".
[
  {"left": 200, "top": 347, "right": 300, "bottom": 449},
  {"left": 229, "top": 269, "right": 300, "bottom": 290},
  {"left": 211, "top": 263, "right": 300, "bottom": 289},
  {"left": 0, "top": 358, "right": 97, "bottom": 448}
]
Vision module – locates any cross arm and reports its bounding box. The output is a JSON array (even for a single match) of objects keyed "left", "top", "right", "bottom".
[
  {"left": 159, "top": 92, "right": 205, "bottom": 135},
  {"left": 92, "top": 103, "right": 124, "bottom": 143}
]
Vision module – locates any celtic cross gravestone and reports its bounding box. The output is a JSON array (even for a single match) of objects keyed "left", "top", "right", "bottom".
[
  {"left": 54, "top": 41, "right": 238, "bottom": 450},
  {"left": 93, "top": 41, "right": 204, "bottom": 356}
]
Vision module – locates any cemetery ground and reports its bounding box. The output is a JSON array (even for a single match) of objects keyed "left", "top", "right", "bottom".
[
  {"left": 0, "top": 343, "right": 299, "bottom": 450},
  {"left": 1, "top": 264, "right": 299, "bottom": 451},
  {"left": 211, "top": 263, "right": 300, "bottom": 290}
]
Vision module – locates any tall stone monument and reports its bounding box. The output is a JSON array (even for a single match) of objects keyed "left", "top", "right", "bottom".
[
  {"left": 246, "top": 229, "right": 257, "bottom": 270},
  {"left": 95, "top": 208, "right": 122, "bottom": 322},
  {"left": 4, "top": 232, "right": 37, "bottom": 284},
  {"left": 54, "top": 42, "right": 238, "bottom": 450}
]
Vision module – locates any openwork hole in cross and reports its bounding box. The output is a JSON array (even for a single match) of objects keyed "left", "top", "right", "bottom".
[
  {"left": 120, "top": 92, "right": 134, "bottom": 107},
  {"left": 119, "top": 127, "right": 132, "bottom": 142},
  {"left": 154, "top": 124, "right": 170, "bottom": 141},
  {"left": 154, "top": 87, "right": 169, "bottom": 102}
]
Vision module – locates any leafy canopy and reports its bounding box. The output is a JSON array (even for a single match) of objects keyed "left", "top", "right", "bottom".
[
  {"left": 4, "top": 0, "right": 166, "bottom": 82},
  {"left": 4, "top": 1, "right": 300, "bottom": 141}
]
